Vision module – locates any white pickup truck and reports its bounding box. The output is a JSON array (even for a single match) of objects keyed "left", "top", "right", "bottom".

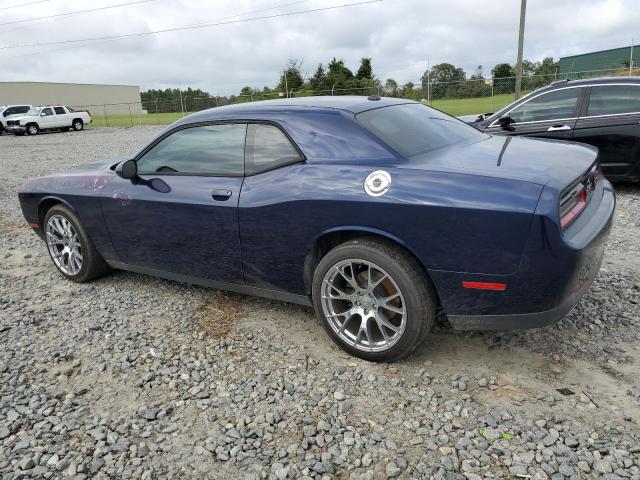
[
  {"left": 0, "top": 104, "right": 32, "bottom": 135},
  {"left": 5, "top": 105, "right": 92, "bottom": 136}
]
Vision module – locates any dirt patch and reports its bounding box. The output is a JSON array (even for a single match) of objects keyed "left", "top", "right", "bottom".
[{"left": 193, "top": 292, "right": 244, "bottom": 339}]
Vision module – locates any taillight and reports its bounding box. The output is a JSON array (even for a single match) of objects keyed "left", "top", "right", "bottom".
[{"left": 559, "top": 164, "right": 597, "bottom": 229}]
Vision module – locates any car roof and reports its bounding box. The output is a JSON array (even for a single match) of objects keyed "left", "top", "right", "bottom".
[
  {"left": 183, "top": 95, "right": 416, "bottom": 122},
  {"left": 539, "top": 76, "right": 640, "bottom": 92}
]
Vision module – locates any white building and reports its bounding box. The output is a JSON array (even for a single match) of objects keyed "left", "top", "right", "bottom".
[{"left": 0, "top": 81, "right": 142, "bottom": 115}]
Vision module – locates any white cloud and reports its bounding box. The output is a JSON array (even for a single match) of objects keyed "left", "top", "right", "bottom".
[{"left": 0, "top": 0, "right": 638, "bottom": 95}]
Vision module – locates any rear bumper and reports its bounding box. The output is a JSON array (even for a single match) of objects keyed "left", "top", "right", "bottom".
[
  {"left": 442, "top": 180, "right": 615, "bottom": 331},
  {"left": 447, "top": 248, "right": 603, "bottom": 330}
]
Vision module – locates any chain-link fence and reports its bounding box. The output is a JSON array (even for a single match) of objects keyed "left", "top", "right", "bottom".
[{"left": 71, "top": 67, "right": 640, "bottom": 128}]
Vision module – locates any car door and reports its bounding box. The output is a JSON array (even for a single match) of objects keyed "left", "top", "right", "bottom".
[
  {"left": 484, "top": 87, "right": 584, "bottom": 140},
  {"left": 53, "top": 106, "right": 68, "bottom": 127},
  {"left": 572, "top": 84, "right": 640, "bottom": 180},
  {"left": 101, "top": 123, "right": 246, "bottom": 284},
  {"left": 39, "top": 107, "right": 55, "bottom": 128}
]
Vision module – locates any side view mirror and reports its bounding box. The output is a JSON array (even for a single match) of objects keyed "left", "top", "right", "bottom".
[
  {"left": 498, "top": 115, "right": 516, "bottom": 131},
  {"left": 40, "top": 112, "right": 46, "bottom": 117},
  {"left": 115, "top": 159, "right": 139, "bottom": 181}
]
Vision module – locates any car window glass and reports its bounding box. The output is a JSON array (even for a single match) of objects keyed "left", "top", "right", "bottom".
[
  {"left": 245, "top": 124, "right": 301, "bottom": 175},
  {"left": 42, "top": 108, "right": 54, "bottom": 116},
  {"left": 54, "top": 107, "right": 66, "bottom": 114},
  {"left": 357, "top": 103, "right": 486, "bottom": 158},
  {"left": 3, "top": 108, "right": 12, "bottom": 116},
  {"left": 507, "top": 88, "right": 580, "bottom": 123},
  {"left": 19, "top": 106, "right": 30, "bottom": 113},
  {"left": 137, "top": 124, "right": 246, "bottom": 176},
  {"left": 587, "top": 85, "right": 640, "bottom": 116}
]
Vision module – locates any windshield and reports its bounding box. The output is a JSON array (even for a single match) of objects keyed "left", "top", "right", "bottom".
[
  {"left": 26, "top": 107, "right": 42, "bottom": 116},
  {"left": 356, "top": 103, "right": 487, "bottom": 158}
]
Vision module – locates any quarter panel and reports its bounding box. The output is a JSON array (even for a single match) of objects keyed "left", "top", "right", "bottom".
[{"left": 238, "top": 164, "right": 542, "bottom": 294}]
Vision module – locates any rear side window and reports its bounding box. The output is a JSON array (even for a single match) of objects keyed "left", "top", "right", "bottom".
[
  {"left": 137, "top": 124, "right": 246, "bottom": 176},
  {"left": 587, "top": 85, "right": 640, "bottom": 116},
  {"left": 245, "top": 124, "right": 302, "bottom": 175},
  {"left": 507, "top": 88, "right": 580, "bottom": 123},
  {"left": 356, "top": 103, "right": 486, "bottom": 158},
  {"left": 54, "top": 107, "right": 66, "bottom": 114}
]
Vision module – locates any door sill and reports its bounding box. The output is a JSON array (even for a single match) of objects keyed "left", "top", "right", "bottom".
[{"left": 106, "top": 261, "right": 312, "bottom": 306}]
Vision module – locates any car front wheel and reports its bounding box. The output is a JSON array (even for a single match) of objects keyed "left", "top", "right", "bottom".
[
  {"left": 44, "top": 205, "right": 109, "bottom": 282},
  {"left": 26, "top": 124, "right": 39, "bottom": 135},
  {"left": 312, "top": 238, "right": 437, "bottom": 362}
]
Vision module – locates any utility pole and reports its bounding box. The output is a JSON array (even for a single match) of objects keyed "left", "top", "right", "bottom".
[
  {"left": 630, "top": 38, "right": 634, "bottom": 75},
  {"left": 178, "top": 81, "right": 184, "bottom": 116},
  {"left": 514, "top": 0, "right": 527, "bottom": 100}
]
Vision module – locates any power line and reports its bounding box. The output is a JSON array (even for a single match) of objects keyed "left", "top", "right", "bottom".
[
  {"left": 0, "top": 0, "right": 382, "bottom": 51},
  {"left": 1, "top": 0, "right": 311, "bottom": 59},
  {"left": 0, "top": 0, "right": 52, "bottom": 11},
  {"left": 0, "top": 0, "right": 155, "bottom": 30}
]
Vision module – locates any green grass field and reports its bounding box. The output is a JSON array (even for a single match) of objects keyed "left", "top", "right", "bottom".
[
  {"left": 430, "top": 93, "right": 517, "bottom": 116},
  {"left": 88, "top": 93, "right": 519, "bottom": 127}
]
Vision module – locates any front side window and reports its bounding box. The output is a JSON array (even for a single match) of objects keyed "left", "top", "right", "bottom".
[
  {"left": 54, "top": 107, "right": 66, "bottom": 115},
  {"left": 18, "top": 106, "right": 30, "bottom": 113},
  {"left": 587, "top": 85, "right": 640, "bottom": 116},
  {"left": 507, "top": 88, "right": 580, "bottom": 123},
  {"left": 41, "top": 108, "right": 54, "bottom": 116},
  {"left": 137, "top": 124, "right": 246, "bottom": 176},
  {"left": 245, "top": 124, "right": 302, "bottom": 175},
  {"left": 357, "top": 103, "right": 486, "bottom": 158}
]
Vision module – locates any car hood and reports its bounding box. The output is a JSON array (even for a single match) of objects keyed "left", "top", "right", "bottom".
[
  {"left": 49, "top": 157, "right": 126, "bottom": 176},
  {"left": 405, "top": 135, "right": 598, "bottom": 189}
]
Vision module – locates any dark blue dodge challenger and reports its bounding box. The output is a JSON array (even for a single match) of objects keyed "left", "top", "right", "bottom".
[{"left": 19, "top": 96, "right": 615, "bottom": 362}]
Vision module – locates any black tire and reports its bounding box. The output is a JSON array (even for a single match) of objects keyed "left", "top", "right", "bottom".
[
  {"left": 0, "top": 125, "right": 4, "bottom": 135},
  {"left": 72, "top": 119, "right": 83, "bottom": 131},
  {"left": 43, "top": 204, "right": 109, "bottom": 283},
  {"left": 26, "top": 123, "right": 39, "bottom": 136},
  {"left": 311, "top": 238, "right": 437, "bottom": 362}
]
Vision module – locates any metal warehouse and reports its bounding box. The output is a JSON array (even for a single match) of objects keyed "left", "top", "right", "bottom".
[
  {"left": 558, "top": 44, "right": 639, "bottom": 77},
  {"left": 0, "top": 81, "right": 142, "bottom": 115}
]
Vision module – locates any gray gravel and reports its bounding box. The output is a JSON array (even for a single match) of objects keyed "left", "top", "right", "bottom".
[{"left": 1, "top": 127, "right": 639, "bottom": 479}]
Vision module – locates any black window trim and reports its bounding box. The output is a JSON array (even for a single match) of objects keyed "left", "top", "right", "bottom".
[
  {"left": 133, "top": 119, "right": 306, "bottom": 178},
  {"left": 488, "top": 85, "right": 585, "bottom": 127},
  {"left": 580, "top": 83, "right": 640, "bottom": 119}
]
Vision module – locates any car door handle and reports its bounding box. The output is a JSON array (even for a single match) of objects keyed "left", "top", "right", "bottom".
[
  {"left": 547, "top": 125, "right": 571, "bottom": 132},
  {"left": 211, "top": 189, "right": 232, "bottom": 201}
]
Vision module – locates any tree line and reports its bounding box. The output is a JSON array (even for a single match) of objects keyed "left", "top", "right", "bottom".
[{"left": 140, "top": 56, "right": 560, "bottom": 111}]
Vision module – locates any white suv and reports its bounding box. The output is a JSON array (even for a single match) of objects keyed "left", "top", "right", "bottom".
[
  {"left": 0, "top": 105, "right": 32, "bottom": 135},
  {"left": 5, "top": 105, "right": 92, "bottom": 136}
]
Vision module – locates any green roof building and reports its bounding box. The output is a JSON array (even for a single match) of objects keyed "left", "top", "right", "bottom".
[{"left": 558, "top": 45, "right": 638, "bottom": 78}]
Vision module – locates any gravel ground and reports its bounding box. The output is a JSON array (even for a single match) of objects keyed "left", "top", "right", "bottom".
[{"left": 1, "top": 127, "right": 639, "bottom": 480}]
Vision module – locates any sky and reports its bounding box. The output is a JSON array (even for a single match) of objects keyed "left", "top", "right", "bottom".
[{"left": 0, "top": 0, "right": 638, "bottom": 95}]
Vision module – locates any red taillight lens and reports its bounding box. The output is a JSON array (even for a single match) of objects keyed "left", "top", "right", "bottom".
[
  {"left": 559, "top": 165, "right": 597, "bottom": 229},
  {"left": 560, "top": 187, "right": 588, "bottom": 228}
]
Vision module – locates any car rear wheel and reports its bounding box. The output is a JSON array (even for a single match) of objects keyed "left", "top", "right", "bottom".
[
  {"left": 26, "top": 124, "right": 39, "bottom": 136},
  {"left": 44, "top": 205, "right": 109, "bottom": 282},
  {"left": 72, "top": 119, "right": 83, "bottom": 131},
  {"left": 312, "top": 239, "right": 437, "bottom": 362}
]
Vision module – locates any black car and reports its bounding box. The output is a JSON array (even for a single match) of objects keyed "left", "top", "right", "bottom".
[{"left": 464, "top": 77, "right": 640, "bottom": 182}]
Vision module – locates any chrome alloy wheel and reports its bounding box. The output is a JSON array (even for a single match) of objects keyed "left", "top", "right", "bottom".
[
  {"left": 46, "top": 214, "right": 83, "bottom": 275},
  {"left": 320, "top": 259, "right": 407, "bottom": 352}
]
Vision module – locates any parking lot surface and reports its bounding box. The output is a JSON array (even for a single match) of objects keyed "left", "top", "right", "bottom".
[{"left": 1, "top": 127, "right": 639, "bottom": 479}]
